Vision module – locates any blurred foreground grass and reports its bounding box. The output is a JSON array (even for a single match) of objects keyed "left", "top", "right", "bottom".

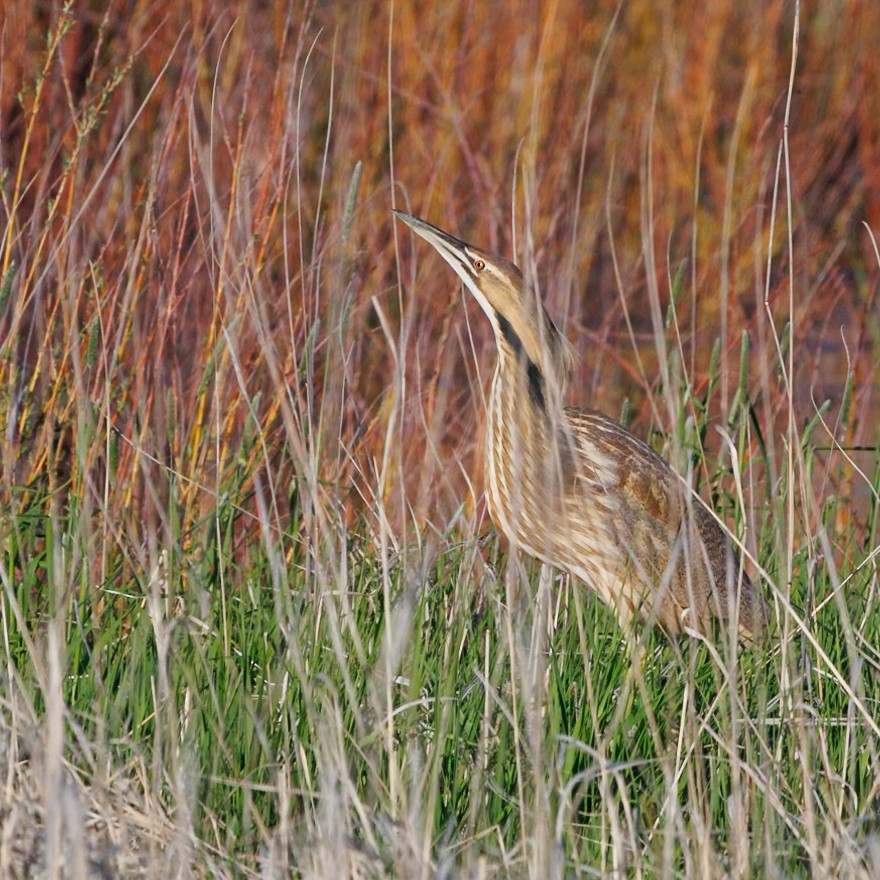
[{"left": 3, "top": 467, "right": 880, "bottom": 876}]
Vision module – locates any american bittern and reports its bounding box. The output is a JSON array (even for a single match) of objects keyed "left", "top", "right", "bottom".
[{"left": 394, "top": 210, "right": 767, "bottom": 640}]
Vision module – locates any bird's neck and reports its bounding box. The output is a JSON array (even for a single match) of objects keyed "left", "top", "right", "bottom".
[
  {"left": 493, "top": 313, "right": 567, "bottom": 417},
  {"left": 484, "top": 338, "right": 572, "bottom": 541}
]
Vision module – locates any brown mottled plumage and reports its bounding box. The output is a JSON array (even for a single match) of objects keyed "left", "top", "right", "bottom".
[{"left": 394, "top": 210, "right": 767, "bottom": 639}]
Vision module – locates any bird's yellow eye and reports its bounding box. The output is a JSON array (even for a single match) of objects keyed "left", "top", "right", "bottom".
[{"left": 474, "top": 259, "right": 486, "bottom": 271}]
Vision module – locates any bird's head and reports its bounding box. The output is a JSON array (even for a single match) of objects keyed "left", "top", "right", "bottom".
[{"left": 393, "top": 210, "right": 572, "bottom": 389}]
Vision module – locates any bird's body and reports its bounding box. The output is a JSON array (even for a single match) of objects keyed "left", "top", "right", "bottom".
[{"left": 394, "top": 210, "right": 766, "bottom": 639}]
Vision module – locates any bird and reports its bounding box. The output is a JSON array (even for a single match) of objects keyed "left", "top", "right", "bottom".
[{"left": 393, "top": 209, "right": 767, "bottom": 640}]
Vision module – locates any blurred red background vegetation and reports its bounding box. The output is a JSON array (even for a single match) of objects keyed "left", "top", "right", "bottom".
[{"left": 1, "top": 0, "right": 878, "bottom": 557}]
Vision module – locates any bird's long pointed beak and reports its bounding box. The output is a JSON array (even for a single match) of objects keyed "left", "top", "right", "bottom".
[{"left": 392, "top": 210, "right": 471, "bottom": 266}]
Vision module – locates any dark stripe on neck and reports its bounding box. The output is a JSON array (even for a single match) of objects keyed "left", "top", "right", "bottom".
[
  {"left": 496, "top": 312, "right": 546, "bottom": 412},
  {"left": 527, "top": 360, "right": 546, "bottom": 411},
  {"left": 496, "top": 313, "right": 522, "bottom": 357}
]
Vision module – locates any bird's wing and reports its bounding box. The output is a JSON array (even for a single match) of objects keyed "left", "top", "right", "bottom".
[
  {"left": 562, "top": 406, "right": 679, "bottom": 519},
  {"left": 562, "top": 406, "right": 766, "bottom": 636}
]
